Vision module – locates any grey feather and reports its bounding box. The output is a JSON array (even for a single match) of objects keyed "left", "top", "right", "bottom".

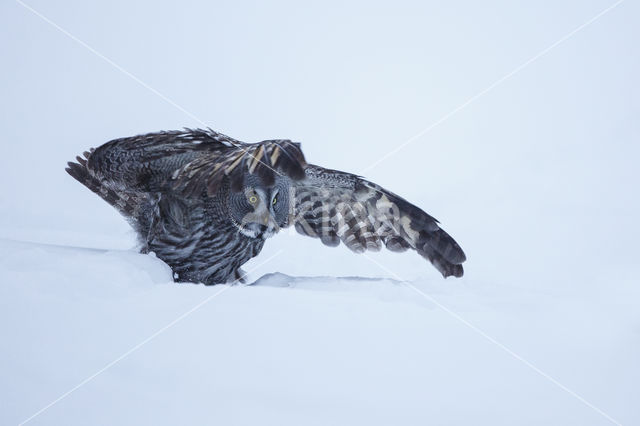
[
  {"left": 290, "top": 165, "right": 466, "bottom": 278},
  {"left": 66, "top": 128, "right": 465, "bottom": 284}
]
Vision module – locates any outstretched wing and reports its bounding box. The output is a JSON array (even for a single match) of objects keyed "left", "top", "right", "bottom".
[
  {"left": 290, "top": 165, "right": 466, "bottom": 278},
  {"left": 72, "top": 128, "right": 307, "bottom": 196}
]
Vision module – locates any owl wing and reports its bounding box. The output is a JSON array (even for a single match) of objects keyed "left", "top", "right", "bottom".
[
  {"left": 74, "top": 128, "right": 307, "bottom": 196},
  {"left": 290, "top": 165, "right": 466, "bottom": 278},
  {"left": 169, "top": 133, "right": 307, "bottom": 196}
]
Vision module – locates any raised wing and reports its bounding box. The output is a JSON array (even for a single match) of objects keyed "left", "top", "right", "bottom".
[
  {"left": 78, "top": 128, "right": 307, "bottom": 196},
  {"left": 171, "top": 135, "right": 306, "bottom": 196},
  {"left": 291, "top": 165, "right": 466, "bottom": 278}
]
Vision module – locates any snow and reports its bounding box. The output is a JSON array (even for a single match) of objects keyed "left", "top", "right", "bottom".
[
  {"left": 1, "top": 237, "right": 638, "bottom": 425},
  {"left": 2, "top": 0, "right": 639, "bottom": 425}
]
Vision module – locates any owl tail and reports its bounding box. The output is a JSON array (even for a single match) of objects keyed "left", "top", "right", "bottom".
[{"left": 65, "top": 151, "right": 142, "bottom": 218}]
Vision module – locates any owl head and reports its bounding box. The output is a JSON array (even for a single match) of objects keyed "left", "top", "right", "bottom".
[{"left": 227, "top": 174, "right": 290, "bottom": 239}]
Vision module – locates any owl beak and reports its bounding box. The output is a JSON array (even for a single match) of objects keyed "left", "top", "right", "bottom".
[
  {"left": 240, "top": 196, "right": 280, "bottom": 238},
  {"left": 241, "top": 209, "right": 279, "bottom": 238},
  {"left": 262, "top": 212, "right": 280, "bottom": 234}
]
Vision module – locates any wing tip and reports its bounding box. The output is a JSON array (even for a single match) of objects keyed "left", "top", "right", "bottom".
[
  {"left": 65, "top": 160, "right": 87, "bottom": 182},
  {"left": 443, "top": 264, "right": 464, "bottom": 278}
]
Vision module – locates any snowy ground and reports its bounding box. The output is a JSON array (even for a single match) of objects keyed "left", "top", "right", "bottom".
[
  {"left": 1, "top": 232, "right": 638, "bottom": 425},
  {"left": 2, "top": 0, "right": 639, "bottom": 425}
]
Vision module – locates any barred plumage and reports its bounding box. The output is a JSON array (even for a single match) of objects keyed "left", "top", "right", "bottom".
[
  {"left": 67, "top": 128, "right": 465, "bottom": 284},
  {"left": 292, "top": 165, "right": 465, "bottom": 278}
]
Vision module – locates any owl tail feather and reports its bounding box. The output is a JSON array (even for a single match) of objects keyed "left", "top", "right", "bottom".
[{"left": 65, "top": 152, "right": 142, "bottom": 218}]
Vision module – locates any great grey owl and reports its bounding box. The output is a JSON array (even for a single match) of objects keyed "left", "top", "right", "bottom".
[{"left": 66, "top": 129, "right": 466, "bottom": 284}]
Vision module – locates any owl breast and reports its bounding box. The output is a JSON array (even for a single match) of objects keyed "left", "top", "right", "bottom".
[{"left": 141, "top": 189, "right": 265, "bottom": 285}]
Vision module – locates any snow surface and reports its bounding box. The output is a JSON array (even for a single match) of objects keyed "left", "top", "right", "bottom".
[
  {"left": 2, "top": 0, "right": 639, "bottom": 425},
  {"left": 1, "top": 235, "right": 638, "bottom": 425}
]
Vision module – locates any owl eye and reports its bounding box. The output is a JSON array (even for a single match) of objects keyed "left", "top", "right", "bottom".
[
  {"left": 272, "top": 196, "right": 277, "bottom": 205},
  {"left": 249, "top": 195, "right": 258, "bottom": 204}
]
